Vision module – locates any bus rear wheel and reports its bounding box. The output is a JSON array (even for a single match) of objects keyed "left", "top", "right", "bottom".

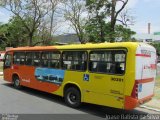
[
  {"left": 13, "top": 75, "right": 21, "bottom": 89},
  {"left": 64, "top": 87, "right": 81, "bottom": 108}
]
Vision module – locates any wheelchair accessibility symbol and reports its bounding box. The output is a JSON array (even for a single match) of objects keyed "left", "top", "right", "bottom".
[{"left": 83, "top": 74, "right": 89, "bottom": 81}]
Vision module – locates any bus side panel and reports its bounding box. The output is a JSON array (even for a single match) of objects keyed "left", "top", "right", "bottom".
[
  {"left": 55, "top": 70, "right": 125, "bottom": 109},
  {"left": 82, "top": 73, "right": 124, "bottom": 109},
  {"left": 83, "top": 91, "right": 124, "bottom": 109},
  {"left": 11, "top": 66, "right": 61, "bottom": 93}
]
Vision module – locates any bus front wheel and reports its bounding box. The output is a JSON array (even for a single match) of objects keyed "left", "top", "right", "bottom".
[
  {"left": 13, "top": 75, "right": 21, "bottom": 89},
  {"left": 64, "top": 87, "right": 81, "bottom": 108}
]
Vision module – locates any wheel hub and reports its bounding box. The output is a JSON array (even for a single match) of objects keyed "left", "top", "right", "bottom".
[{"left": 68, "top": 93, "right": 77, "bottom": 104}]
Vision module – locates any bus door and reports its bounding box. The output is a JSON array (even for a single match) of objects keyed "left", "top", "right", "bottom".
[
  {"left": 83, "top": 50, "right": 126, "bottom": 107},
  {"left": 3, "top": 52, "right": 13, "bottom": 82}
]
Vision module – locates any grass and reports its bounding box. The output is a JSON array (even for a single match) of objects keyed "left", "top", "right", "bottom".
[
  {"left": 154, "top": 75, "right": 160, "bottom": 99},
  {"left": 144, "top": 75, "right": 160, "bottom": 109},
  {"left": 155, "top": 75, "right": 160, "bottom": 87}
]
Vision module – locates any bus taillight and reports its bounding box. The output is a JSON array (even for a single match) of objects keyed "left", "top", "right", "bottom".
[{"left": 131, "top": 81, "right": 138, "bottom": 99}]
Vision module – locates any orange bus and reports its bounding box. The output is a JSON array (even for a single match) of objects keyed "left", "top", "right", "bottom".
[{"left": 3, "top": 42, "right": 157, "bottom": 109}]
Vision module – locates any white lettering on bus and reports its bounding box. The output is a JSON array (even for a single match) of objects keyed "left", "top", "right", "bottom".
[{"left": 22, "top": 79, "right": 30, "bottom": 83}]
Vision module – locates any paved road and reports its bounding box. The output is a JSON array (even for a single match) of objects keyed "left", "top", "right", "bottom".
[{"left": 0, "top": 78, "right": 159, "bottom": 120}]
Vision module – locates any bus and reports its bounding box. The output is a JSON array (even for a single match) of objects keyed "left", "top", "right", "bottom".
[{"left": 3, "top": 42, "right": 157, "bottom": 110}]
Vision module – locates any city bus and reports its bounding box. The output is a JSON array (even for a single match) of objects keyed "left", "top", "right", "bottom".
[{"left": 3, "top": 42, "right": 157, "bottom": 110}]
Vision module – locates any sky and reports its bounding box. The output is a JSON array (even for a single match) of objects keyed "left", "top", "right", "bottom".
[
  {"left": 127, "top": 0, "right": 160, "bottom": 34},
  {"left": 0, "top": 0, "right": 160, "bottom": 34}
]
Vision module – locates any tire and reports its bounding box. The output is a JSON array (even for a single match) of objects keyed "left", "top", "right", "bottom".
[
  {"left": 13, "top": 76, "right": 21, "bottom": 89},
  {"left": 64, "top": 87, "right": 81, "bottom": 108}
]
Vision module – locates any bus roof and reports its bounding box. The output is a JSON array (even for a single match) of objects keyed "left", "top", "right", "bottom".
[{"left": 7, "top": 42, "right": 146, "bottom": 51}]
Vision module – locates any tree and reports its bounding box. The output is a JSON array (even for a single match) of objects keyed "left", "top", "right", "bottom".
[
  {"left": 85, "top": 18, "right": 107, "bottom": 43},
  {"left": 49, "top": 0, "right": 62, "bottom": 37},
  {"left": 86, "top": 0, "right": 132, "bottom": 42},
  {"left": 109, "top": 0, "right": 129, "bottom": 42},
  {"left": 0, "top": 16, "right": 30, "bottom": 49},
  {"left": 114, "top": 25, "right": 136, "bottom": 41},
  {"left": 63, "top": 0, "right": 87, "bottom": 43},
  {"left": 117, "top": 9, "right": 135, "bottom": 27},
  {"left": 0, "top": 23, "right": 9, "bottom": 49},
  {"left": 150, "top": 42, "right": 160, "bottom": 56},
  {"left": 86, "top": 22, "right": 136, "bottom": 43},
  {"left": 0, "top": 15, "right": 55, "bottom": 49},
  {"left": 0, "top": 0, "right": 51, "bottom": 46},
  {"left": 7, "top": 17, "right": 29, "bottom": 46},
  {"left": 33, "top": 20, "right": 52, "bottom": 46},
  {"left": 86, "top": 0, "right": 109, "bottom": 42}
]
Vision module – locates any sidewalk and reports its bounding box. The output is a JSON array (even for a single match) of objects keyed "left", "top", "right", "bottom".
[
  {"left": 143, "top": 86, "right": 160, "bottom": 110},
  {"left": 143, "top": 98, "right": 160, "bottom": 110}
]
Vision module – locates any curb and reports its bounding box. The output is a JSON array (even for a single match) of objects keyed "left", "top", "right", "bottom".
[{"left": 140, "top": 105, "right": 160, "bottom": 112}]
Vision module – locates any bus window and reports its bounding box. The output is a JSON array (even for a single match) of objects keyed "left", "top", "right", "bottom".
[
  {"left": 62, "top": 51, "right": 87, "bottom": 71},
  {"left": 41, "top": 51, "right": 60, "bottom": 68},
  {"left": 4, "top": 54, "right": 12, "bottom": 68},
  {"left": 89, "top": 51, "right": 112, "bottom": 73},
  {"left": 13, "top": 52, "right": 25, "bottom": 65},
  {"left": 41, "top": 52, "right": 50, "bottom": 67},
  {"left": 33, "top": 52, "right": 41, "bottom": 66},
  {"left": 89, "top": 50, "right": 126, "bottom": 74},
  {"left": 114, "top": 51, "right": 126, "bottom": 74},
  {"left": 26, "top": 52, "right": 33, "bottom": 66},
  {"left": 25, "top": 52, "right": 41, "bottom": 66},
  {"left": 50, "top": 52, "right": 60, "bottom": 68}
]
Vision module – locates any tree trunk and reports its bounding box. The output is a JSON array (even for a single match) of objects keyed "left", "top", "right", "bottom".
[
  {"left": 110, "top": 0, "right": 116, "bottom": 42},
  {"left": 29, "top": 33, "right": 33, "bottom": 46},
  {"left": 78, "top": 33, "right": 84, "bottom": 44},
  {"left": 50, "top": 9, "right": 55, "bottom": 37},
  {"left": 100, "top": 19, "right": 105, "bottom": 42}
]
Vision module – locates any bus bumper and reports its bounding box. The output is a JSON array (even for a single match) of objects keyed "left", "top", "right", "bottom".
[{"left": 124, "top": 94, "right": 154, "bottom": 110}]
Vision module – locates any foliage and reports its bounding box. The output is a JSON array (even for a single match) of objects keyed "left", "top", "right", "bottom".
[
  {"left": 8, "top": 17, "right": 29, "bottom": 46},
  {"left": 150, "top": 42, "right": 160, "bottom": 55},
  {"left": 0, "top": 0, "right": 53, "bottom": 46},
  {"left": 63, "top": 0, "right": 87, "bottom": 43},
  {"left": 85, "top": 0, "right": 109, "bottom": 42},
  {"left": 114, "top": 25, "right": 136, "bottom": 42},
  {"left": 85, "top": 0, "right": 133, "bottom": 42},
  {"left": 0, "top": 16, "right": 54, "bottom": 49},
  {"left": 0, "top": 17, "right": 29, "bottom": 49},
  {"left": 0, "top": 0, "right": 136, "bottom": 47},
  {"left": 85, "top": 16, "right": 107, "bottom": 42},
  {"left": 86, "top": 21, "right": 136, "bottom": 43},
  {"left": 0, "top": 23, "right": 9, "bottom": 50}
]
